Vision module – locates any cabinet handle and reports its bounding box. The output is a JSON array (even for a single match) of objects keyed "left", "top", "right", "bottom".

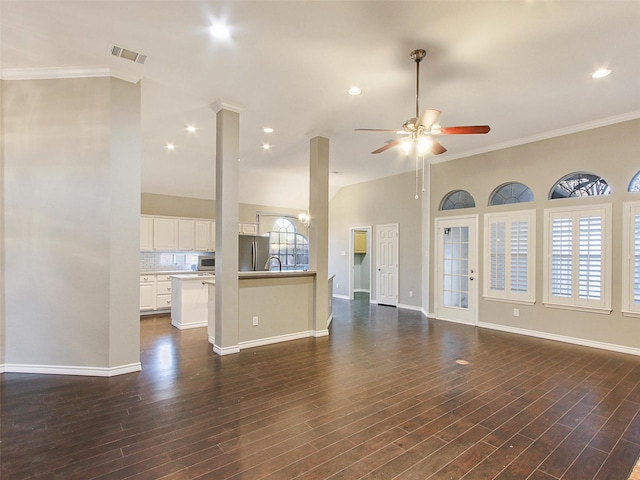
[{"left": 166, "top": 287, "right": 171, "bottom": 291}]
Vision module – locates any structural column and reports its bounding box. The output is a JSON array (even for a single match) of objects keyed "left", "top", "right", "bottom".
[
  {"left": 308, "top": 136, "right": 330, "bottom": 335},
  {"left": 212, "top": 101, "right": 240, "bottom": 354}
]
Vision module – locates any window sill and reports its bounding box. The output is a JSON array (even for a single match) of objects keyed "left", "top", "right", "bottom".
[
  {"left": 542, "top": 301, "right": 612, "bottom": 315},
  {"left": 483, "top": 296, "right": 536, "bottom": 306},
  {"left": 622, "top": 310, "right": 640, "bottom": 319}
]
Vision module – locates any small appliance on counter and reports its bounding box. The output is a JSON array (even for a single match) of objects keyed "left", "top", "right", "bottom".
[{"left": 197, "top": 254, "right": 215, "bottom": 271}]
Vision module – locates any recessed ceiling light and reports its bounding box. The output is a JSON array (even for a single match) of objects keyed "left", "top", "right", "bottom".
[
  {"left": 263, "top": 127, "right": 274, "bottom": 133},
  {"left": 165, "top": 143, "right": 175, "bottom": 151},
  {"left": 210, "top": 23, "right": 230, "bottom": 39},
  {"left": 348, "top": 86, "right": 362, "bottom": 96},
  {"left": 186, "top": 125, "right": 197, "bottom": 133},
  {"left": 262, "top": 143, "right": 271, "bottom": 150},
  {"left": 592, "top": 68, "right": 612, "bottom": 79}
]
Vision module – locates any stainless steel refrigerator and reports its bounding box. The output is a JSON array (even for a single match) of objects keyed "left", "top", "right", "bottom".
[{"left": 238, "top": 235, "right": 270, "bottom": 271}]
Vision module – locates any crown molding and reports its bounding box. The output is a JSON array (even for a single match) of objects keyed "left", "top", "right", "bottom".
[
  {"left": 0, "top": 66, "right": 140, "bottom": 83},
  {"left": 432, "top": 110, "right": 640, "bottom": 164},
  {"left": 211, "top": 99, "right": 243, "bottom": 114}
]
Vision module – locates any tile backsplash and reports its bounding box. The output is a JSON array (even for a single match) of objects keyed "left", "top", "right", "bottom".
[{"left": 140, "top": 251, "right": 211, "bottom": 272}]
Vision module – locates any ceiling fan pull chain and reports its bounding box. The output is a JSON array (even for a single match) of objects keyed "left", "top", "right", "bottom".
[
  {"left": 415, "top": 150, "right": 420, "bottom": 200},
  {"left": 422, "top": 155, "right": 426, "bottom": 193}
]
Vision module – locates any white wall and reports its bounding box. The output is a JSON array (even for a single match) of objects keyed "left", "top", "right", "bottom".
[{"left": 2, "top": 76, "right": 141, "bottom": 374}]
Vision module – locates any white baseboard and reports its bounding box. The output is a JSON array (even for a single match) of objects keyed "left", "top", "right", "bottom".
[
  {"left": 213, "top": 344, "right": 241, "bottom": 355},
  {"left": 171, "top": 320, "right": 207, "bottom": 330},
  {"left": 239, "top": 331, "right": 316, "bottom": 350},
  {"left": 354, "top": 289, "right": 371, "bottom": 293},
  {"left": 333, "top": 294, "right": 350, "bottom": 300},
  {"left": 313, "top": 329, "right": 330, "bottom": 337},
  {"left": 398, "top": 303, "right": 423, "bottom": 312},
  {"left": 1, "top": 362, "right": 142, "bottom": 377},
  {"left": 327, "top": 313, "right": 333, "bottom": 328},
  {"left": 478, "top": 321, "right": 640, "bottom": 356}
]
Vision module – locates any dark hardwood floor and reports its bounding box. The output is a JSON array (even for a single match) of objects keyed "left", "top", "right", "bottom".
[{"left": 2, "top": 295, "right": 640, "bottom": 479}]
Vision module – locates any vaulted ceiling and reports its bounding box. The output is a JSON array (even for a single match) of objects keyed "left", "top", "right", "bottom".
[{"left": 2, "top": 1, "right": 639, "bottom": 209}]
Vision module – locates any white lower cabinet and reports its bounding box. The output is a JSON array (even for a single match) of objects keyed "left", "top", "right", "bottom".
[
  {"left": 140, "top": 273, "right": 174, "bottom": 313},
  {"left": 139, "top": 277, "right": 155, "bottom": 311}
]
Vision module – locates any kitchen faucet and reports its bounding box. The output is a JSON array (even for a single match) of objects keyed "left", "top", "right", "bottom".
[{"left": 264, "top": 256, "right": 282, "bottom": 271}]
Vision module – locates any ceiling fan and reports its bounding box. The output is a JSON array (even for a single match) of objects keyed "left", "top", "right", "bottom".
[{"left": 356, "top": 49, "right": 491, "bottom": 156}]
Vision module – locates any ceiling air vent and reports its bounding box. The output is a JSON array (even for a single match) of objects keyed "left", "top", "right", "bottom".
[{"left": 109, "top": 45, "right": 147, "bottom": 64}]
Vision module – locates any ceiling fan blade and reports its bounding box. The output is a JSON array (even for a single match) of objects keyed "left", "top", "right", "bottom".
[
  {"left": 430, "top": 140, "right": 447, "bottom": 155},
  {"left": 372, "top": 138, "right": 402, "bottom": 154},
  {"left": 416, "top": 109, "right": 441, "bottom": 130},
  {"left": 439, "top": 125, "right": 491, "bottom": 135}
]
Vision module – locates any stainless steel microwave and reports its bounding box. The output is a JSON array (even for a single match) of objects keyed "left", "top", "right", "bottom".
[{"left": 197, "top": 255, "right": 215, "bottom": 271}]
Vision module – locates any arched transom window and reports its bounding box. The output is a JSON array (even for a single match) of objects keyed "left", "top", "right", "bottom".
[
  {"left": 489, "top": 182, "right": 534, "bottom": 206},
  {"left": 440, "top": 190, "right": 476, "bottom": 211},
  {"left": 549, "top": 172, "right": 611, "bottom": 199},
  {"left": 629, "top": 171, "right": 640, "bottom": 192}
]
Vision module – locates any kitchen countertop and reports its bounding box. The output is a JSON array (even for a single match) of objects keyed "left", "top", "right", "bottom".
[
  {"left": 170, "top": 273, "right": 215, "bottom": 280},
  {"left": 238, "top": 270, "right": 316, "bottom": 279}
]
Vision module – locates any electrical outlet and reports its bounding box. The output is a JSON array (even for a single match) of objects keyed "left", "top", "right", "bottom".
[
  {"left": 409, "top": 290, "right": 413, "bottom": 297},
  {"left": 252, "top": 316, "right": 258, "bottom": 326},
  {"left": 336, "top": 283, "right": 339, "bottom": 289},
  {"left": 513, "top": 308, "right": 519, "bottom": 317}
]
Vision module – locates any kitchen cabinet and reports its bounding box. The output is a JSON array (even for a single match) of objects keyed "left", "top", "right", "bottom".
[
  {"left": 140, "top": 216, "right": 154, "bottom": 251},
  {"left": 153, "top": 217, "right": 178, "bottom": 250},
  {"left": 178, "top": 219, "right": 196, "bottom": 251},
  {"left": 239, "top": 223, "right": 258, "bottom": 235},
  {"left": 354, "top": 230, "right": 367, "bottom": 254},
  {"left": 140, "top": 216, "right": 216, "bottom": 252},
  {"left": 195, "top": 220, "right": 216, "bottom": 251},
  {"left": 156, "top": 274, "right": 173, "bottom": 309},
  {"left": 139, "top": 274, "right": 155, "bottom": 311},
  {"left": 139, "top": 273, "right": 174, "bottom": 313}
]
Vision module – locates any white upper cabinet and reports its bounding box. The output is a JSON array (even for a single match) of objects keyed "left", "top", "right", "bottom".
[
  {"left": 140, "top": 216, "right": 154, "bottom": 251},
  {"left": 153, "top": 217, "right": 178, "bottom": 250},
  {"left": 195, "top": 220, "right": 216, "bottom": 252},
  {"left": 239, "top": 223, "right": 258, "bottom": 235},
  {"left": 141, "top": 216, "right": 216, "bottom": 252},
  {"left": 178, "top": 219, "right": 196, "bottom": 251}
]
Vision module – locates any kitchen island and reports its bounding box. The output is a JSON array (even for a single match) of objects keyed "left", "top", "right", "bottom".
[
  {"left": 204, "top": 270, "right": 330, "bottom": 353},
  {"left": 170, "top": 273, "right": 214, "bottom": 329}
]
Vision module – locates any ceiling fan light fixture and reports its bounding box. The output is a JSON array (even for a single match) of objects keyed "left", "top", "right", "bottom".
[
  {"left": 400, "top": 139, "right": 412, "bottom": 154},
  {"left": 416, "top": 136, "right": 433, "bottom": 155}
]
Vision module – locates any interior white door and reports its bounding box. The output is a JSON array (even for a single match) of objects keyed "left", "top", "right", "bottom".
[
  {"left": 376, "top": 224, "right": 399, "bottom": 306},
  {"left": 435, "top": 216, "right": 478, "bottom": 325}
]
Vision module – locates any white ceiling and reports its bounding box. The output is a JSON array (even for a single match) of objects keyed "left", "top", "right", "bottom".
[{"left": 2, "top": 1, "right": 639, "bottom": 209}]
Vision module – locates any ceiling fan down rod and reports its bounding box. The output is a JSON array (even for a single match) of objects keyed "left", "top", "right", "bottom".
[{"left": 411, "top": 49, "right": 426, "bottom": 119}]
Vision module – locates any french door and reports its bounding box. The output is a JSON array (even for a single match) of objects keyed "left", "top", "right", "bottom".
[{"left": 435, "top": 215, "right": 478, "bottom": 325}]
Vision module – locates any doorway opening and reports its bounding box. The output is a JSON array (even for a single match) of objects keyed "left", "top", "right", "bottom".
[{"left": 349, "top": 226, "right": 372, "bottom": 303}]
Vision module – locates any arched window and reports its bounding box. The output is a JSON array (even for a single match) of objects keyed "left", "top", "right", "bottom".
[
  {"left": 270, "top": 218, "right": 309, "bottom": 271},
  {"left": 629, "top": 171, "right": 640, "bottom": 192},
  {"left": 549, "top": 172, "right": 611, "bottom": 199},
  {"left": 489, "top": 182, "right": 534, "bottom": 206},
  {"left": 440, "top": 190, "right": 476, "bottom": 210}
]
